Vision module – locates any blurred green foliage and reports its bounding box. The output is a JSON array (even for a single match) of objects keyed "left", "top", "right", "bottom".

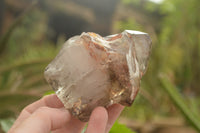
[
  {"left": 116, "top": 0, "right": 200, "bottom": 131},
  {"left": 160, "top": 75, "right": 200, "bottom": 131},
  {"left": 110, "top": 121, "right": 136, "bottom": 133},
  {"left": 0, "top": 118, "right": 14, "bottom": 133},
  {"left": 0, "top": 0, "right": 200, "bottom": 132}
]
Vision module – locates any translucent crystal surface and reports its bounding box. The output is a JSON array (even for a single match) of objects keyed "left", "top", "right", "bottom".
[{"left": 44, "top": 30, "right": 152, "bottom": 121}]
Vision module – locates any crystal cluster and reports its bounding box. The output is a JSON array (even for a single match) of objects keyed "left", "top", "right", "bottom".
[{"left": 44, "top": 30, "right": 152, "bottom": 121}]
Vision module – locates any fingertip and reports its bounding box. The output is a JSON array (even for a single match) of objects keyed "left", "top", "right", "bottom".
[
  {"left": 59, "top": 108, "right": 71, "bottom": 122},
  {"left": 107, "top": 104, "right": 124, "bottom": 111},
  {"left": 105, "top": 104, "right": 124, "bottom": 133},
  {"left": 85, "top": 107, "right": 108, "bottom": 133},
  {"left": 107, "top": 104, "right": 124, "bottom": 117},
  {"left": 93, "top": 106, "right": 108, "bottom": 121},
  {"left": 43, "top": 94, "right": 64, "bottom": 108}
]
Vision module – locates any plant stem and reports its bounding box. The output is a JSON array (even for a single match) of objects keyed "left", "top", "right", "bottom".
[{"left": 159, "top": 75, "right": 200, "bottom": 132}]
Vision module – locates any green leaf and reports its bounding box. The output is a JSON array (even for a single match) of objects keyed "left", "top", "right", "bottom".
[
  {"left": 159, "top": 75, "right": 200, "bottom": 132},
  {"left": 109, "top": 121, "right": 136, "bottom": 133},
  {"left": 81, "top": 124, "right": 87, "bottom": 133},
  {"left": 0, "top": 118, "right": 15, "bottom": 133},
  {"left": 43, "top": 90, "right": 55, "bottom": 96}
]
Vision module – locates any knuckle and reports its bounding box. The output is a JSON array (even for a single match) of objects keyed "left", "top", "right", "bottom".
[
  {"left": 35, "top": 106, "right": 49, "bottom": 116},
  {"left": 42, "top": 95, "right": 49, "bottom": 101},
  {"left": 21, "top": 106, "right": 32, "bottom": 115},
  {"left": 37, "top": 106, "right": 49, "bottom": 112}
]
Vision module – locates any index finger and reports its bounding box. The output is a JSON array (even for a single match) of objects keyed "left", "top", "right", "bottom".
[
  {"left": 25, "top": 94, "right": 63, "bottom": 114},
  {"left": 10, "top": 107, "right": 71, "bottom": 133},
  {"left": 11, "top": 94, "right": 64, "bottom": 130}
]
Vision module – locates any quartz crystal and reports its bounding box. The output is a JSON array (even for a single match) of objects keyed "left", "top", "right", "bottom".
[{"left": 44, "top": 30, "right": 152, "bottom": 122}]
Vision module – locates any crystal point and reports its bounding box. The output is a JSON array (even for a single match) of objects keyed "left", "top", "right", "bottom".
[{"left": 44, "top": 30, "right": 152, "bottom": 121}]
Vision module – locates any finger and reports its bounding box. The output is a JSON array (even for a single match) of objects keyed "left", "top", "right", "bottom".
[
  {"left": 25, "top": 94, "right": 63, "bottom": 114},
  {"left": 11, "top": 108, "right": 31, "bottom": 129},
  {"left": 11, "top": 94, "right": 63, "bottom": 130},
  {"left": 105, "top": 104, "right": 124, "bottom": 133},
  {"left": 85, "top": 107, "right": 108, "bottom": 133},
  {"left": 52, "top": 116, "right": 86, "bottom": 133},
  {"left": 11, "top": 107, "right": 71, "bottom": 133}
]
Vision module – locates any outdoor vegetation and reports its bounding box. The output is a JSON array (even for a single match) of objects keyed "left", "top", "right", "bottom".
[{"left": 0, "top": 0, "right": 199, "bottom": 132}]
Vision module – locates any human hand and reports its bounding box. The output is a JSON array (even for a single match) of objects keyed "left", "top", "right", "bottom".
[{"left": 8, "top": 94, "right": 124, "bottom": 133}]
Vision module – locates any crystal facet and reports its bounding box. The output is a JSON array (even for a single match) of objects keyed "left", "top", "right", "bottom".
[{"left": 44, "top": 30, "right": 152, "bottom": 121}]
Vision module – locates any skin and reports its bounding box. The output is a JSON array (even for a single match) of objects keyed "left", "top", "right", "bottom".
[{"left": 8, "top": 94, "right": 124, "bottom": 133}]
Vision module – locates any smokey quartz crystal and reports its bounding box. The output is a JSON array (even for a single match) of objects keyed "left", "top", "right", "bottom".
[{"left": 44, "top": 30, "right": 152, "bottom": 122}]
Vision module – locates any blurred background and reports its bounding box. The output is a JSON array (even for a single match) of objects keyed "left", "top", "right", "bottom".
[{"left": 0, "top": 0, "right": 200, "bottom": 132}]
